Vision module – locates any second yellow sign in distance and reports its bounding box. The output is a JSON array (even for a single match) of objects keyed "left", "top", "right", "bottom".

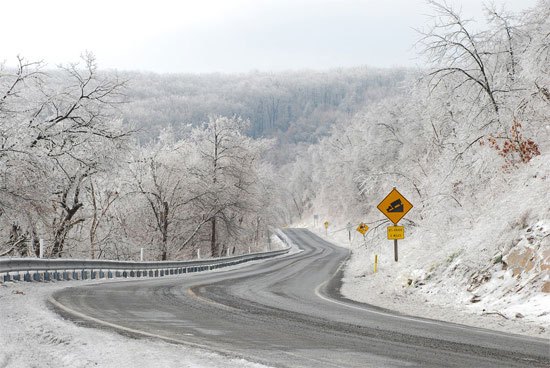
[{"left": 356, "top": 222, "right": 369, "bottom": 235}]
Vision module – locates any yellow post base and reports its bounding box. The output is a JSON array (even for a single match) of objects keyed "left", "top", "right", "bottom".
[{"left": 374, "top": 254, "right": 378, "bottom": 273}]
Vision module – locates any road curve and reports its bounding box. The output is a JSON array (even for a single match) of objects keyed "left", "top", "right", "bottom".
[{"left": 51, "top": 229, "right": 550, "bottom": 368}]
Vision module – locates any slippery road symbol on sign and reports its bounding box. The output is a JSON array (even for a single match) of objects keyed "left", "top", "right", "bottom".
[{"left": 377, "top": 188, "right": 413, "bottom": 225}]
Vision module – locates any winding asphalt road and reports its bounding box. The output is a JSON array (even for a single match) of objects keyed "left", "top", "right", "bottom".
[{"left": 51, "top": 229, "right": 550, "bottom": 367}]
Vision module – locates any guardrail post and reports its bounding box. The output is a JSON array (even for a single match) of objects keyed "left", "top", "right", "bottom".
[{"left": 39, "top": 239, "right": 44, "bottom": 259}]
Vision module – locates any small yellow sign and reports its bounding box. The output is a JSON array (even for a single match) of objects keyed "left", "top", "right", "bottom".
[
  {"left": 356, "top": 222, "right": 369, "bottom": 235},
  {"left": 387, "top": 226, "right": 405, "bottom": 240},
  {"left": 324, "top": 221, "right": 329, "bottom": 229},
  {"left": 377, "top": 188, "right": 413, "bottom": 225}
]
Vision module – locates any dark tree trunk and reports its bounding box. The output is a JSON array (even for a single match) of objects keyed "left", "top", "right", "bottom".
[{"left": 210, "top": 217, "right": 218, "bottom": 257}]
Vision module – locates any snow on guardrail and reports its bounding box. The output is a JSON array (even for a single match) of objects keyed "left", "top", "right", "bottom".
[{"left": 0, "top": 238, "right": 290, "bottom": 283}]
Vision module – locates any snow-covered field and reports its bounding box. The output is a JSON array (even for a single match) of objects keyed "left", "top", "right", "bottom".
[{"left": 307, "top": 154, "right": 550, "bottom": 339}]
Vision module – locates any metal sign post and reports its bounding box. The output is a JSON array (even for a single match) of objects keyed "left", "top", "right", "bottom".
[
  {"left": 346, "top": 222, "right": 353, "bottom": 243},
  {"left": 324, "top": 221, "right": 329, "bottom": 236}
]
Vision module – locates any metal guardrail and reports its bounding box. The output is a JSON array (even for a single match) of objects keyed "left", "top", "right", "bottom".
[{"left": 0, "top": 243, "right": 290, "bottom": 283}]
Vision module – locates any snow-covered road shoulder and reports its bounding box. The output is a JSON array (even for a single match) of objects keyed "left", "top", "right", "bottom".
[
  {"left": 307, "top": 221, "right": 550, "bottom": 340},
  {"left": 0, "top": 280, "right": 269, "bottom": 368}
]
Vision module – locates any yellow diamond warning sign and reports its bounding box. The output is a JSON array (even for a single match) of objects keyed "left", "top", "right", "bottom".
[
  {"left": 356, "top": 222, "right": 369, "bottom": 235},
  {"left": 377, "top": 188, "right": 413, "bottom": 225}
]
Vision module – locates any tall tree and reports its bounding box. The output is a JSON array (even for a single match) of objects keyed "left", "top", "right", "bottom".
[{"left": 189, "top": 115, "right": 270, "bottom": 257}]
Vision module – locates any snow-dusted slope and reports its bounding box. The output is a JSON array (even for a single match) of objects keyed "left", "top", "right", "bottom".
[{"left": 309, "top": 153, "right": 550, "bottom": 338}]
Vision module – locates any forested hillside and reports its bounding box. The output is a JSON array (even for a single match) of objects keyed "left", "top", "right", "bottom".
[
  {"left": 119, "top": 68, "right": 412, "bottom": 163},
  {"left": 0, "top": 57, "right": 413, "bottom": 261}
]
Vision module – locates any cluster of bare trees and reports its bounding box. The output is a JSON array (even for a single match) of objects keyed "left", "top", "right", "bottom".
[
  {"left": 121, "top": 116, "right": 278, "bottom": 260},
  {"left": 119, "top": 67, "right": 412, "bottom": 164},
  {"left": 0, "top": 53, "right": 130, "bottom": 258},
  {"left": 417, "top": 0, "right": 548, "bottom": 164},
  {"left": 0, "top": 56, "right": 285, "bottom": 260},
  {"left": 282, "top": 0, "right": 549, "bottom": 222}
]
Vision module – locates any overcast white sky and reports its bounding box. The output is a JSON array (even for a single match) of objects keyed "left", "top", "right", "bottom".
[{"left": 0, "top": 0, "right": 538, "bottom": 73}]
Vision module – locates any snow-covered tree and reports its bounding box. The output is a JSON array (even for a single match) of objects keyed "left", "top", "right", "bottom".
[
  {"left": 0, "top": 54, "right": 130, "bottom": 257},
  {"left": 188, "top": 115, "right": 272, "bottom": 257}
]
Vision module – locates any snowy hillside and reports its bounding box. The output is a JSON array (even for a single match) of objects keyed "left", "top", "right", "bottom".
[{"left": 309, "top": 151, "right": 549, "bottom": 338}]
